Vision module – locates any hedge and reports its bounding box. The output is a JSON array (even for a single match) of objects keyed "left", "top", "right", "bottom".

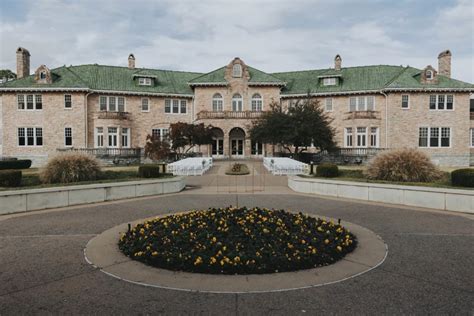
[
  {"left": 451, "top": 169, "right": 474, "bottom": 187},
  {"left": 0, "top": 170, "right": 22, "bottom": 187},
  {"left": 316, "top": 163, "right": 339, "bottom": 178},
  {"left": 138, "top": 165, "right": 161, "bottom": 178},
  {"left": 0, "top": 159, "right": 32, "bottom": 170}
]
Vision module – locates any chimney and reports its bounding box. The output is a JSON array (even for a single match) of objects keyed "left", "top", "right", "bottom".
[
  {"left": 438, "top": 50, "right": 451, "bottom": 78},
  {"left": 16, "top": 47, "right": 30, "bottom": 79},
  {"left": 128, "top": 54, "right": 135, "bottom": 69},
  {"left": 334, "top": 54, "right": 342, "bottom": 71}
]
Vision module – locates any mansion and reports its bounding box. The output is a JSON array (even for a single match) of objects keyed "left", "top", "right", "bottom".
[{"left": 0, "top": 47, "right": 473, "bottom": 166}]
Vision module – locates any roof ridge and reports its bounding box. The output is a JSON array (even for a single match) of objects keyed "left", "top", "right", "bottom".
[
  {"left": 188, "top": 66, "right": 226, "bottom": 82},
  {"left": 69, "top": 63, "right": 203, "bottom": 75},
  {"left": 383, "top": 66, "right": 410, "bottom": 88},
  {"left": 64, "top": 66, "right": 90, "bottom": 88},
  {"left": 272, "top": 64, "right": 404, "bottom": 75},
  {"left": 247, "top": 66, "right": 284, "bottom": 82}
]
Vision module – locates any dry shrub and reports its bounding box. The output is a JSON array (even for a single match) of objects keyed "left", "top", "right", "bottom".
[
  {"left": 365, "top": 148, "right": 443, "bottom": 182},
  {"left": 40, "top": 153, "right": 102, "bottom": 184}
]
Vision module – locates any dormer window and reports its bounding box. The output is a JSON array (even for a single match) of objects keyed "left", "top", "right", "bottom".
[
  {"left": 232, "top": 64, "right": 242, "bottom": 77},
  {"left": 426, "top": 70, "right": 433, "bottom": 80},
  {"left": 40, "top": 71, "right": 46, "bottom": 80},
  {"left": 323, "top": 77, "right": 337, "bottom": 86},
  {"left": 138, "top": 77, "right": 152, "bottom": 86}
]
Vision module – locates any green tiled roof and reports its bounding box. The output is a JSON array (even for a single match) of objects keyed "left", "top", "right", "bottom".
[
  {"left": 188, "top": 66, "right": 285, "bottom": 85},
  {"left": 1, "top": 63, "right": 472, "bottom": 95}
]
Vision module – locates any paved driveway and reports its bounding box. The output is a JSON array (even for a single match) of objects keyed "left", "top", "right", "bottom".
[{"left": 0, "top": 165, "right": 473, "bottom": 315}]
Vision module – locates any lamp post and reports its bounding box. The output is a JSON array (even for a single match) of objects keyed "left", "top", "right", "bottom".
[{"left": 310, "top": 161, "right": 314, "bottom": 175}]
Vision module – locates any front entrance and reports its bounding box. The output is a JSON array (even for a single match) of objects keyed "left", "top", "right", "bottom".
[
  {"left": 211, "top": 128, "right": 224, "bottom": 158},
  {"left": 229, "top": 127, "right": 246, "bottom": 158}
]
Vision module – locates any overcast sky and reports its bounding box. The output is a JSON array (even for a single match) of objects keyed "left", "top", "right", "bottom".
[{"left": 1, "top": 0, "right": 473, "bottom": 82}]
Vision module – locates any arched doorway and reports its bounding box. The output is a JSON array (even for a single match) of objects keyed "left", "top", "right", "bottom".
[
  {"left": 229, "top": 127, "right": 245, "bottom": 158},
  {"left": 211, "top": 127, "right": 224, "bottom": 157}
]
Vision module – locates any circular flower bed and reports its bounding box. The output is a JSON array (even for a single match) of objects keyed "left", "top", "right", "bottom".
[
  {"left": 225, "top": 163, "right": 250, "bottom": 175},
  {"left": 118, "top": 207, "right": 357, "bottom": 274}
]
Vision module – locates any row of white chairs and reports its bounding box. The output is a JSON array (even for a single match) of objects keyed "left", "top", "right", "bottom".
[
  {"left": 263, "top": 157, "right": 308, "bottom": 175},
  {"left": 167, "top": 157, "right": 213, "bottom": 176}
]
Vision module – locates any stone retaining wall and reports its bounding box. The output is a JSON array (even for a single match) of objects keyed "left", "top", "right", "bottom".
[
  {"left": 0, "top": 177, "right": 185, "bottom": 215},
  {"left": 288, "top": 176, "right": 473, "bottom": 214}
]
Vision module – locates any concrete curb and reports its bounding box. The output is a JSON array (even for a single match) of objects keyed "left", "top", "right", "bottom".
[{"left": 84, "top": 214, "right": 387, "bottom": 293}]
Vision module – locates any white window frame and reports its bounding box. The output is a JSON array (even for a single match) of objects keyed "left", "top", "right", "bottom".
[
  {"left": 141, "top": 98, "right": 149, "bottom": 112},
  {"left": 18, "top": 127, "right": 43, "bottom": 147},
  {"left": 251, "top": 93, "right": 263, "bottom": 112},
  {"left": 429, "top": 94, "right": 455, "bottom": 111},
  {"left": 164, "top": 99, "right": 187, "bottom": 114},
  {"left": 107, "top": 127, "right": 119, "bottom": 148},
  {"left": 356, "top": 127, "right": 367, "bottom": 148},
  {"left": 99, "top": 96, "right": 126, "bottom": 112},
  {"left": 232, "top": 94, "right": 243, "bottom": 112},
  {"left": 138, "top": 77, "right": 152, "bottom": 86},
  {"left": 64, "top": 94, "right": 72, "bottom": 109},
  {"left": 426, "top": 70, "right": 433, "bottom": 80},
  {"left": 349, "top": 96, "right": 375, "bottom": 112},
  {"left": 95, "top": 127, "right": 104, "bottom": 148},
  {"left": 64, "top": 127, "right": 73, "bottom": 147},
  {"left": 419, "top": 127, "right": 451, "bottom": 148},
  {"left": 401, "top": 94, "right": 410, "bottom": 109},
  {"left": 232, "top": 64, "right": 242, "bottom": 77},
  {"left": 325, "top": 98, "right": 333, "bottom": 112},
  {"left": 370, "top": 127, "right": 379, "bottom": 148},
  {"left": 212, "top": 93, "right": 223, "bottom": 112},
  {"left": 344, "top": 127, "right": 353, "bottom": 147},
  {"left": 323, "top": 77, "right": 337, "bottom": 86},
  {"left": 17, "top": 94, "right": 42, "bottom": 111},
  {"left": 151, "top": 128, "right": 169, "bottom": 141},
  {"left": 470, "top": 128, "right": 474, "bottom": 148},
  {"left": 121, "top": 128, "right": 130, "bottom": 148}
]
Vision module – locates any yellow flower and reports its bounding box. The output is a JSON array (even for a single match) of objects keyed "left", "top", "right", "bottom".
[
  {"left": 152, "top": 251, "right": 158, "bottom": 256},
  {"left": 311, "top": 248, "right": 317, "bottom": 254},
  {"left": 336, "top": 246, "right": 342, "bottom": 252},
  {"left": 211, "top": 237, "right": 217, "bottom": 243},
  {"left": 210, "top": 257, "right": 217, "bottom": 264},
  {"left": 234, "top": 256, "right": 240, "bottom": 262},
  {"left": 324, "top": 239, "right": 330, "bottom": 245},
  {"left": 301, "top": 240, "right": 306, "bottom": 244},
  {"left": 194, "top": 256, "right": 203, "bottom": 265},
  {"left": 263, "top": 228, "right": 270, "bottom": 233}
]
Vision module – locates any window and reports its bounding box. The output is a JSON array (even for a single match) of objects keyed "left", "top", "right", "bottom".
[
  {"left": 232, "top": 64, "right": 242, "bottom": 77},
  {"left": 429, "top": 94, "right": 454, "bottom": 110},
  {"left": 64, "top": 127, "right": 72, "bottom": 146},
  {"left": 232, "top": 94, "right": 243, "bottom": 112},
  {"left": 17, "top": 94, "right": 42, "bottom": 110},
  {"left": 138, "top": 77, "right": 152, "bottom": 86},
  {"left": 349, "top": 96, "right": 375, "bottom": 111},
  {"left": 40, "top": 71, "right": 46, "bottom": 80},
  {"left": 95, "top": 127, "right": 104, "bottom": 148},
  {"left": 99, "top": 96, "right": 126, "bottom": 112},
  {"left": 370, "top": 127, "right": 379, "bottom": 147},
  {"left": 325, "top": 98, "right": 333, "bottom": 111},
  {"left": 419, "top": 127, "right": 451, "bottom": 148},
  {"left": 108, "top": 127, "right": 118, "bottom": 147},
  {"left": 151, "top": 128, "right": 169, "bottom": 141},
  {"left": 141, "top": 98, "right": 149, "bottom": 112},
  {"left": 251, "top": 94, "right": 262, "bottom": 112},
  {"left": 471, "top": 128, "right": 474, "bottom": 147},
  {"left": 401, "top": 95, "right": 409, "bottom": 109},
  {"left": 356, "top": 127, "right": 367, "bottom": 147},
  {"left": 164, "top": 99, "right": 186, "bottom": 114},
  {"left": 212, "top": 93, "right": 223, "bottom": 112},
  {"left": 121, "top": 128, "right": 130, "bottom": 148},
  {"left": 426, "top": 70, "right": 433, "bottom": 80},
  {"left": 323, "top": 77, "right": 337, "bottom": 86},
  {"left": 64, "top": 95, "right": 72, "bottom": 109},
  {"left": 344, "top": 128, "right": 353, "bottom": 147},
  {"left": 18, "top": 127, "right": 42, "bottom": 146}
]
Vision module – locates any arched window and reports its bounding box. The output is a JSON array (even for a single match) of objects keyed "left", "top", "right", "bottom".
[
  {"left": 426, "top": 70, "right": 433, "bottom": 80},
  {"left": 232, "top": 93, "right": 243, "bottom": 112},
  {"left": 251, "top": 93, "right": 262, "bottom": 111},
  {"left": 40, "top": 71, "right": 46, "bottom": 80},
  {"left": 212, "top": 93, "right": 223, "bottom": 112},
  {"left": 232, "top": 64, "right": 242, "bottom": 77}
]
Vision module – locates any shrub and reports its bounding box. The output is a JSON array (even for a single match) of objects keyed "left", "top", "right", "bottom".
[
  {"left": 365, "top": 148, "right": 442, "bottom": 182},
  {"left": 0, "top": 170, "right": 22, "bottom": 187},
  {"left": 138, "top": 165, "right": 161, "bottom": 178},
  {"left": 451, "top": 169, "right": 474, "bottom": 187},
  {"left": 316, "top": 163, "right": 339, "bottom": 177},
  {"left": 40, "top": 153, "right": 101, "bottom": 184},
  {"left": 0, "top": 159, "right": 32, "bottom": 170}
]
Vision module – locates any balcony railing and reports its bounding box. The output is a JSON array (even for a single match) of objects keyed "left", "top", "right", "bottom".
[
  {"left": 344, "top": 111, "right": 380, "bottom": 120},
  {"left": 197, "top": 110, "right": 265, "bottom": 120},
  {"left": 97, "top": 111, "right": 131, "bottom": 120},
  {"left": 57, "top": 147, "right": 142, "bottom": 158}
]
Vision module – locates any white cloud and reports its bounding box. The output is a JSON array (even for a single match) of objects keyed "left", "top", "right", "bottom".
[{"left": 0, "top": 0, "right": 472, "bottom": 82}]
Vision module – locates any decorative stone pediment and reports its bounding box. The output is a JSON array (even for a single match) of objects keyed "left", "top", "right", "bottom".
[
  {"left": 34, "top": 65, "right": 52, "bottom": 84},
  {"left": 224, "top": 57, "right": 250, "bottom": 82},
  {"left": 420, "top": 65, "right": 438, "bottom": 84}
]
